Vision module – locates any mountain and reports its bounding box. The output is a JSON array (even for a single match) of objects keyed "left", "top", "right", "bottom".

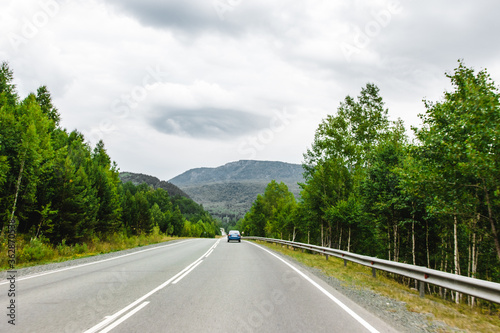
[
  {"left": 169, "top": 160, "right": 304, "bottom": 221},
  {"left": 169, "top": 160, "right": 303, "bottom": 186},
  {"left": 119, "top": 172, "right": 191, "bottom": 199}
]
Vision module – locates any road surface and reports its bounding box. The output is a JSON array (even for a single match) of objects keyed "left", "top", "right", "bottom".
[{"left": 0, "top": 239, "right": 398, "bottom": 332}]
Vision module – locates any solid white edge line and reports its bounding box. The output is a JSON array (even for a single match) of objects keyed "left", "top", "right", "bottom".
[
  {"left": 99, "top": 302, "right": 150, "bottom": 333},
  {"left": 0, "top": 239, "right": 194, "bottom": 285},
  {"left": 172, "top": 260, "right": 203, "bottom": 284},
  {"left": 84, "top": 239, "right": 219, "bottom": 333},
  {"left": 247, "top": 241, "right": 380, "bottom": 333}
]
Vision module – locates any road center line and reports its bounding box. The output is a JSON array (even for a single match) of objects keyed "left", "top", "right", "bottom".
[
  {"left": 205, "top": 249, "right": 214, "bottom": 258},
  {"left": 99, "top": 302, "right": 150, "bottom": 333},
  {"left": 172, "top": 261, "right": 203, "bottom": 284},
  {"left": 247, "top": 241, "right": 380, "bottom": 333},
  {"left": 84, "top": 238, "right": 220, "bottom": 333}
]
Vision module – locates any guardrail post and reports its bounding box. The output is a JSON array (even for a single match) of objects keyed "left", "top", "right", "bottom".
[
  {"left": 344, "top": 259, "right": 347, "bottom": 267},
  {"left": 419, "top": 281, "right": 425, "bottom": 298},
  {"left": 372, "top": 267, "right": 376, "bottom": 278},
  {"left": 325, "top": 254, "right": 329, "bottom": 260}
]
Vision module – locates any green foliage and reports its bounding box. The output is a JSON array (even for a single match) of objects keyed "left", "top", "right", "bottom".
[
  {"left": 242, "top": 180, "right": 297, "bottom": 239},
  {"left": 0, "top": 63, "right": 219, "bottom": 261},
  {"left": 303, "top": 82, "right": 389, "bottom": 176},
  {"left": 0, "top": 62, "right": 18, "bottom": 107},
  {"left": 36, "top": 85, "right": 60, "bottom": 129},
  {"left": 298, "top": 83, "right": 390, "bottom": 248},
  {"left": 19, "top": 238, "right": 54, "bottom": 263},
  {"left": 244, "top": 63, "right": 500, "bottom": 292},
  {"left": 413, "top": 60, "right": 500, "bottom": 280}
]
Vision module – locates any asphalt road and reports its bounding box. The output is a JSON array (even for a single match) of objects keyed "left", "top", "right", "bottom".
[{"left": 0, "top": 239, "right": 398, "bottom": 333}]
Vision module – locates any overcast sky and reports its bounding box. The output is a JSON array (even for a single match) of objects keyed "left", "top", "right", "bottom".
[{"left": 2, "top": 0, "right": 500, "bottom": 181}]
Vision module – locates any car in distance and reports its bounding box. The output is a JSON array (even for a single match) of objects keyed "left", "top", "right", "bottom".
[{"left": 227, "top": 230, "right": 241, "bottom": 242}]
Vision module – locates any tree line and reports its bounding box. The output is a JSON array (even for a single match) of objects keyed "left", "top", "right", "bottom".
[
  {"left": 239, "top": 61, "right": 500, "bottom": 293},
  {"left": 0, "top": 62, "right": 219, "bottom": 245}
]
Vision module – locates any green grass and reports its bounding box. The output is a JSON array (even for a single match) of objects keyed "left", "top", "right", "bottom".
[
  {"left": 256, "top": 241, "right": 500, "bottom": 333},
  {"left": 0, "top": 227, "right": 185, "bottom": 271}
]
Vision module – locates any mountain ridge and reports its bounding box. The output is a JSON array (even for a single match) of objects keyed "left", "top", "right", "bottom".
[
  {"left": 169, "top": 159, "right": 304, "bottom": 186},
  {"left": 119, "top": 172, "right": 191, "bottom": 199},
  {"left": 169, "top": 160, "right": 304, "bottom": 221}
]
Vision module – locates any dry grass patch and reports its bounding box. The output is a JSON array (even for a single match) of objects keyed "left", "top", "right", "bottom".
[{"left": 0, "top": 229, "right": 186, "bottom": 271}]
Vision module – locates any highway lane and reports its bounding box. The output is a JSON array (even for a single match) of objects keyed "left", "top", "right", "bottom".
[
  {"left": 1, "top": 238, "right": 398, "bottom": 332},
  {"left": 86, "top": 240, "right": 397, "bottom": 332},
  {"left": 0, "top": 239, "right": 216, "bottom": 332}
]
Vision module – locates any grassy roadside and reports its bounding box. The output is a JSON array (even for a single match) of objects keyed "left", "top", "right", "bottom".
[
  {"left": 255, "top": 241, "right": 500, "bottom": 333},
  {"left": 0, "top": 227, "right": 187, "bottom": 271}
]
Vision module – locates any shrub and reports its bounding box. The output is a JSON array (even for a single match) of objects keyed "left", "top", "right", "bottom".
[
  {"left": 74, "top": 243, "right": 88, "bottom": 254},
  {"left": 19, "top": 239, "right": 55, "bottom": 263},
  {"left": 56, "top": 239, "right": 72, "bottom": 256}
]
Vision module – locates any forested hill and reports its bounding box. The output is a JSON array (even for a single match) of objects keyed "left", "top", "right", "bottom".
[
  {"left": 119, "top": 172, "right": 190, "bottom": 199},
  {"left": 169, "top": 160, "right": 304, "bottom": 186},
  {"left": 168, "top": 160, "right": 304, "bottom": 221}
]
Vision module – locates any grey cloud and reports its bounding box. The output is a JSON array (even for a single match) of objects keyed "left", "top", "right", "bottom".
[
  {"left": 105, "top": 0, "right": 220, "bottom": 31},
  {"left": 148, "top": 107, "right": 270, "bottom": 140},
  {"left": 103, "top": 0, "right": 300, "bottom": 38},
  {"left": 276, "top": 0, "right": 500, "bottom": 92},
  {"left": 361, "top": 1, "right": 500, "bottom": 66},
  {"left": 103, "top": 0, "right": 249, "bottom": 35}
]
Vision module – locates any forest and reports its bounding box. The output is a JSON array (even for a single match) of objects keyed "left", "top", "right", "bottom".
[
  {"left": 0, "top": 62, "right": 219, "bottom": 253},
  {"left": 238, "top": 61, "right": 500, "bottom": 296}
]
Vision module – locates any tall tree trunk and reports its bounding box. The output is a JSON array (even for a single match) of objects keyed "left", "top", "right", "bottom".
[
  {"left": 412, "top": 220, "right": 417, "bottom": 289},
  {"left": 469, "top": 230, "right": 476, "bottom": 308},
  {"left": 426, "top": 220, "right": 430, "bottom": 268},
  {"left": 393, "top": 223, "right": 398, "bottom": 262},
  {"left": 328, "top": 224, "right": 332, "bottom": 248},
  {"left": 348, "top": 226, "right": 351, "bottom": 252},
  {"left": 321, "top": 224, "right": 324, "bottom": 247},
  {"left": 469, "top": 213, "right": 482, "bottom": 308},
  {"left": 338, "top": 226, "right": 342, "bottom": 250},
  {"left": 412, "top": 220, "right": 416, "bottom": 265},
  {"left": 9, "top": 155, "right": 26, "bottom": 225},
  {"left": 444, "top": 245, "right": 449, "bottom": 299},
  {"left": 387, "top": 227, "right": 391, "bottom": 261},
  {"left": 439, "top": 238, "right": 446, "bottom": 298},
  {"left": 454, "top": 214, "right": 461, "bottom": 304}
]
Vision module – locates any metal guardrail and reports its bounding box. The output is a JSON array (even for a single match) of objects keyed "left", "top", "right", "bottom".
[{"left": 244, "top": 236, "right": 500, "bottom": 304}]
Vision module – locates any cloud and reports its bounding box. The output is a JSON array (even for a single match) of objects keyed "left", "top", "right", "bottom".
[
  {"left": 101, "top": 0, "right": 315, "bottom": 39},
  {"left": 102, "top": 0, "right": 275, "bottom": 36},
  {"left": 147, "top": 107, "right": 269, "bottom": 140},
  {"left": 3, "top": 0, "right": 500, "bottom": 181},
  {"left": 104, "top": 0, "right": 222, "bottom": 31}
]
